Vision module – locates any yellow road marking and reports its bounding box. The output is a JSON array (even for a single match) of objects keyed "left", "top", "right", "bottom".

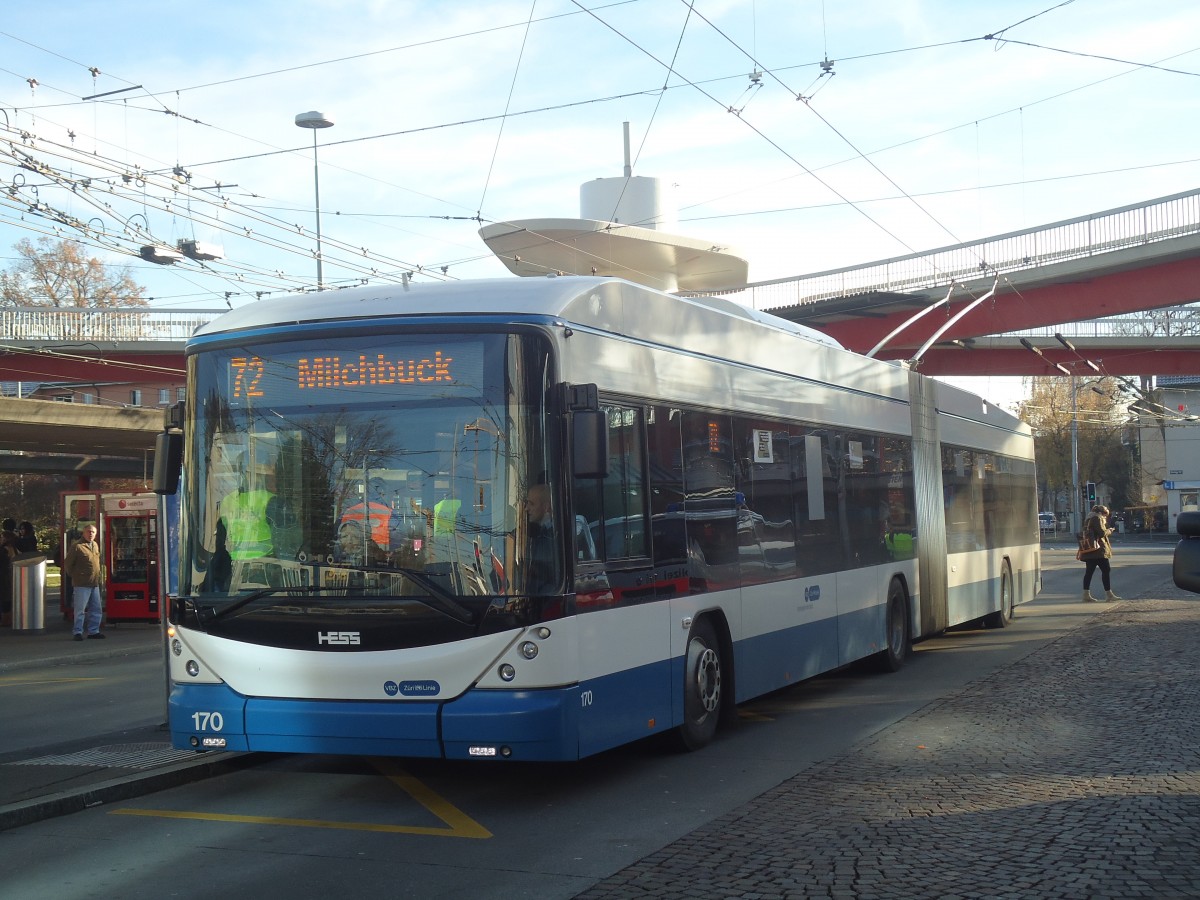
[
  {"left": 371, "top": 758, "right": 492, "bottom": 838},
  {"left": 113, "top": 758, "right": 492, "bottom": 838}
]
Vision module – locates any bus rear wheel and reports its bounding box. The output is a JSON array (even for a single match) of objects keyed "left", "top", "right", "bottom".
[
  {"left": 676, "top": 618, "right": 723, "bottom": 751},
  {"left": 984, "top": 561, "right": 1015, "bottom": 629},
  {"left": 876, "top": 580, "right": 910, "bottom": 673}
]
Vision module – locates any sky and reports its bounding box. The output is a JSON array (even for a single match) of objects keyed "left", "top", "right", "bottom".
[{"left": 2, "top": 0, "right": 1199, "bottom": 408}]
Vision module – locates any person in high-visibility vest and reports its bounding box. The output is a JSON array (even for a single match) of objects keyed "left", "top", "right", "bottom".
[
  {"left": 220, "top": 489, "right": 275, "bottom": 560},
  {"left": 433, "top": 496, "right": 461, "bottom": 534}
]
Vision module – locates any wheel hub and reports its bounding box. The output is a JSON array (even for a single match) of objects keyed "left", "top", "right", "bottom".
[{"left": 696, "top": 647, "right": 720, "bottom": 712}]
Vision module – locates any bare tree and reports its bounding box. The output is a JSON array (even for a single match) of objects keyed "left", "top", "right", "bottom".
[
  {"left": 0, "top": 237, "right": 146, "bottom": 308},
  {"left": 1018, "top": 376, "right": 1137, "bottom": 512}
]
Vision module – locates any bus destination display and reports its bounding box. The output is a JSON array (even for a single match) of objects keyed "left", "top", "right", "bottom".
[{"left": 225, "top": 340, "right": 484, "bottom": 405}]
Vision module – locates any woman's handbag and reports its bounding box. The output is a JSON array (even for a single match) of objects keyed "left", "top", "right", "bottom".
[{"left": 1076, "top": 531, "right": 1103, "bottom": 560}]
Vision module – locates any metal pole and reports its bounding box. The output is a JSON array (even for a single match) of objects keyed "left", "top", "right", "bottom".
[
  {"left": 312, "top": 129, "right": 323, "bottom": 290},
  {"left": 295, "top": 111, "right": 333, "bottom": 290},
  {"left": 1070, "top": 377, "right": 1080, "bottom": 534},
  {"left": 157, "top": 491, "right": 171, "bottom": 725}
]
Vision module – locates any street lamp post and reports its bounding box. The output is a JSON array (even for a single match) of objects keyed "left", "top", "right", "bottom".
[{"left": 294, "top": 110, "right": 334, "bottom": 289}]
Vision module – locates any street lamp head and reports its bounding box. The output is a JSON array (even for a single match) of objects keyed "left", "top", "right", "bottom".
[{"left": 295, "top": 111, "right": 334, "bottom": 129}]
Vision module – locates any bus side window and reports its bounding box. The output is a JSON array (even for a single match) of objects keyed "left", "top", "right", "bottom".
[
  {"left": 646, "top": 407, "right": 685, "bottom": 566},
  {"left": 575, "top": 515, "right": 598, "bottom": 561},
  {"left": 572, "top": 404, "right": 649, "bottom": 563},
  {"left": 680, "top": 412, "right": 738, "bottom": 568}
]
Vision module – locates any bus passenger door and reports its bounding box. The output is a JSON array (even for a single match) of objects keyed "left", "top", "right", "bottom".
[{"left": 572, "top": 404, "right": 672, "bottom": 756}]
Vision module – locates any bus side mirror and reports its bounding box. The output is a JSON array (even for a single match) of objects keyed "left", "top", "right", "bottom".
[
  {"left": 572, "top": 410, "right": 610, "bottom": 479},
  {"left": 153, "top": 431, "right": 183, "bottom": 495},
  {"left": 1174, "top": 512, "right": 1200, "bottom": 594}
]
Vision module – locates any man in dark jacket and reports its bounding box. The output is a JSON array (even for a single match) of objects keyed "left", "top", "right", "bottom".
[
  {"left": 524, "top": 484, "right": 557, "bottom": 595},
  {"left": 64, "top": 523, "right": 105, "bottom": 640}
]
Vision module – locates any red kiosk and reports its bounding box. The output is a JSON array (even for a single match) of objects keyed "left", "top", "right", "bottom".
[{"left": 60, "top": 491, "right": 161, "bottom": 623}]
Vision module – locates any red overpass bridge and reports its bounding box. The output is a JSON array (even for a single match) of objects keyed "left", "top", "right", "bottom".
[{"left": 732, "top": 187, "right": 1200, "bottom": 378}]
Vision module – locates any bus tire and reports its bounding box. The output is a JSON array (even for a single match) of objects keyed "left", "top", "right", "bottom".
[
  {"left": 984, "top": 560, "right": 1015, "bottom": 629},
  {"left": 676, "top": 617, "right": 723, "bottom": 751},
  {"left": 876, "top": 579, "right": 910, "bottom": 673}
]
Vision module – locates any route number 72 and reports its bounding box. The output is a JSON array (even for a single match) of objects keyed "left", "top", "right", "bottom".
[{"left": 230, "top": 356, "right": 265, "bottom": 399}]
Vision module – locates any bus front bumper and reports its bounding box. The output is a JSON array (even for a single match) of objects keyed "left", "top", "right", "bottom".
[{"left": 168, "top": 682, "right": 580, "bottom": 761}]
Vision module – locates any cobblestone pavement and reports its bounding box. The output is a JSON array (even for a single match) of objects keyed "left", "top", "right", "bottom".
[{"left": 578, "top": 586, "right": 1200, "bottom": 899}]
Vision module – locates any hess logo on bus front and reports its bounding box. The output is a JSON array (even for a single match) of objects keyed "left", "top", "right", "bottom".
[{"left": 317, "top": 631, "right": 360, "bottom": 645}]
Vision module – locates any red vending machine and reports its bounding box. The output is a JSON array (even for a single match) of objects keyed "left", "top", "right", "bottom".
[{"left": 102, "top": 494, "right": 160, "bottom": 622}]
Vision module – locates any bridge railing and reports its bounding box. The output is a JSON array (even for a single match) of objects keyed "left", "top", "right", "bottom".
[
  {"left": 0, "top": 307, "right": 222, "bottom": 342},
  {"left": 728, "top": 187, "right": 1200, "bottom": 310},
  {"left": 1004, "top": 314, "right": 1200, "bottom": 340}
]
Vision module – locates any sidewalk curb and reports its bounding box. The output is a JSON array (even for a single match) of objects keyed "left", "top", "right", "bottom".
[
  {"left": 0, "top": 641, "right": 160, "bottom": 673},
  {"left": 0, "top": 751, "right": 262, "bottom": 833}
]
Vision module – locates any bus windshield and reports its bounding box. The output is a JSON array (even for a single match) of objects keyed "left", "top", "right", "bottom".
[{"left": 180, "top": 331, "right": 560, "bottom": 616}]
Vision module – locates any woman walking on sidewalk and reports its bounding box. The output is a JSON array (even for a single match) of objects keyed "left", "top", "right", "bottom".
[{"left": 1080, "top": 504, "right": 1121, "bottom": 603}]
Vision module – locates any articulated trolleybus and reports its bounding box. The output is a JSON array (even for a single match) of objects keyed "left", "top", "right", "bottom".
[{"left": 161, "top": 275, "right": 1040, "bottom": 761}]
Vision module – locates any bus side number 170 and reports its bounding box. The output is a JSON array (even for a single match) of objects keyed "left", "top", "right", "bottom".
[{"left": 192, "top": 711, "right": 224, "bottom": 732}]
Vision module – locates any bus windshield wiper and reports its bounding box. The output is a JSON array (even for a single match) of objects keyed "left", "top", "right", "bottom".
[
  {"left": 363, "top": 565, "right": 477, "bottom": 625},
  {"left": 203, "top": 586, "right": 328, "bottom": 624},
  {"left": 202, "top": 569, "right": 477, "bottom": 627}
]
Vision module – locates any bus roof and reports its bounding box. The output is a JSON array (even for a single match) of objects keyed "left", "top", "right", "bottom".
[
  {"left": 191, "top": 276, "right": 843, "bottom": 349},
  {"left": 190, "top": 275, "right": 1029, "bottom": 441}
]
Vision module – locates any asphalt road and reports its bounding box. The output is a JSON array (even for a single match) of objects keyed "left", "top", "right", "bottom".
[{"left": 0, "top": 653, "right": 165, "bottom": 755}]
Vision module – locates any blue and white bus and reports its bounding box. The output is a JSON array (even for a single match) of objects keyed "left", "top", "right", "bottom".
[{"left": 160, "top": 275, "right": 1040, "bottom": 760}]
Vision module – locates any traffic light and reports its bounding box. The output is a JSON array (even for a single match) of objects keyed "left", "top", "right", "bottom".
[{"left": 1086, "top": 481, "right": 1097, "bottom": 505}]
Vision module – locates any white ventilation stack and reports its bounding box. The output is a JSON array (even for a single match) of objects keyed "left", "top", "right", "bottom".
[
  {"left": 479, "top": 122, "right": 747, "bottom": 293},
  {"left": 580, "top": 173, "right": 675, "bottom": 231},
  {"left": 578, "top": 123, "right": 677, "bottom": 232}
]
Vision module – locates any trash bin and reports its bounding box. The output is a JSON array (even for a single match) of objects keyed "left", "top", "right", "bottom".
[{"left": 12, "top": 554, "right": 47, "bottom": 633}]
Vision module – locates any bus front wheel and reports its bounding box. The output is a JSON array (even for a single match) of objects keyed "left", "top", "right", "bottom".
[{"left": 676, "top": 618, "right": 723, "bottom": 751}]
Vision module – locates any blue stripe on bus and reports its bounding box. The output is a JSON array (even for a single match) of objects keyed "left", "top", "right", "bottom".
[
  {"left": 169, "top": 574, "right": 1014, "bottom": 759},
  {"left": 441, "top": 686, "right": 579, "bottom": 760},
  {"left": 168, "top": 683, "right": 250, "bottom": 752},
  {"left": 441, "top": 656, "right": 677, "bottom": 759},
  {"left": 946, "top": 577, "right": 999, "bottom": 623},
  {"left": 577, "top": 657, "right": 674, "bottom": 757},
  {"left": 170, "top": 658, "right": 677, "bottom": 761},
  {"left": 169, "top": 683, "right": 444, "bottom": 756},
  {"left": 245, "top": 697, "right": 442, "bottom": 756},
  {"left": 733, "top": 616, "right": 843, "bottom": 700}
]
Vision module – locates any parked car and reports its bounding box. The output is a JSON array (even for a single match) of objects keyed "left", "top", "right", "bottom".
[
  {"left": 1039, "top": 512, "right": 1056, "bottom": 534},
  {"left": 1174, "top": 512, "right": 1200, "bottom": 594}
]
